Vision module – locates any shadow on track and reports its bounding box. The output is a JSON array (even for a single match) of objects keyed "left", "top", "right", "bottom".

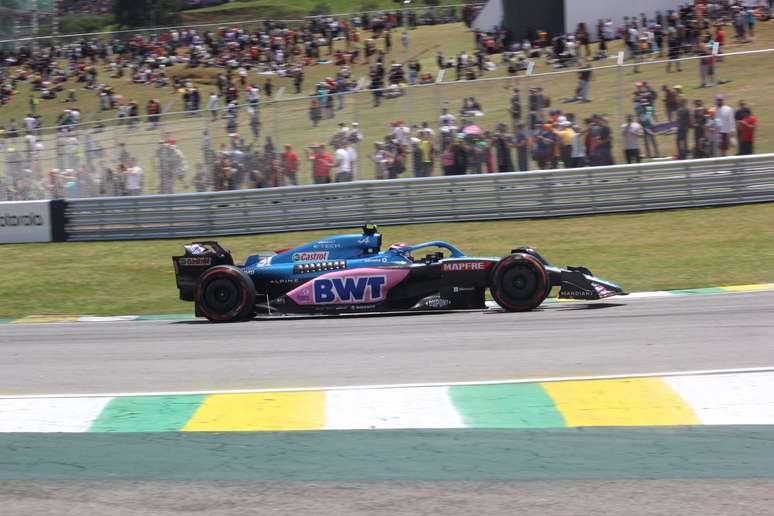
[{"left": 172, "top": 302, "right": 626, "bottom": 324}]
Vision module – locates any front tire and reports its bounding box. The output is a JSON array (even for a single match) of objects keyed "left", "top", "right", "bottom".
[
  {"left": 195, "top": 265, "right": 256, "bottom": 322},
  {"left": 490, "top": 254, "right": 549, "bottom": 312}
]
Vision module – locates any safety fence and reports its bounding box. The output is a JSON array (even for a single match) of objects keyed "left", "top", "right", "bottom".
[
  {"left": 3, "top": 43, "right": 774, "bottom": 202},
  {"left": 45, "top": 153, "right": 774, "bottom": 241}
]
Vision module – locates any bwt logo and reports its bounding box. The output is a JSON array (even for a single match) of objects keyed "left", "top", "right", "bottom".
[{"left": 313, "top": 276, "right": 387, "bottom": 304}]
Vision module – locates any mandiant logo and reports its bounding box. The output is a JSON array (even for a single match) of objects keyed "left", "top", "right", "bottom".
[{"left": 0, "top": 213, "right": 45, "bottom": 228}]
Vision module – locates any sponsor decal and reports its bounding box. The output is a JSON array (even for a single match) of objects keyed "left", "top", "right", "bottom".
[
  {"left": 0, "top": 213, "right": 44, "bottom": 227},
  {"left": 442, "top": 261, "right": 491, "bottom": 272},
  {"left": 593, "top": 282, "right": 614, "bottom": 297},
  {"left": 313, "top": 241, "right": 342, "bottom": 250},
  {"left": 313, "top": 275, "right": 387, "bottom": 304},
  {"left": 178, "top": 257, "right": 212, "bottom": 266},
  {"left": 452, "top": 286, "right": 476, "bottom": 293},
  {"left": 561, "top": 289, "right": 595, "bottom": 298},
  {"left": 0, "top": 201, "right": 52, "bottom": 243},
  {"left": 292, "top": 251, "right": 329, "bottom": 261},
  {"left": 423, "top": 297, "right": 452, "bottom": 309}
]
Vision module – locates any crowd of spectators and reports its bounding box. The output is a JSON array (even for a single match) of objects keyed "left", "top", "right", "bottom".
[{"left": 0, "top": 2, "right": 768, "bottom": 199}]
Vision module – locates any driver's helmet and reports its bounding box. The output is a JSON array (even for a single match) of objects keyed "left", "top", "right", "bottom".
[{"left": 388, "top": 242, "right": 413, "bottom": 260}]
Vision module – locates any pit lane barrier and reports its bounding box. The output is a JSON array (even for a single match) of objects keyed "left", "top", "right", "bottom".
[{"left": 2, "top": 153, "right": 774, "bottom": 243}]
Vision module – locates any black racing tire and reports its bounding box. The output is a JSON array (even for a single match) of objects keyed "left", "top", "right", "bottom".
[
  {"left": 195, "top": 265, "right": 256, "bottom": 322},
  {"left": 490, "top": 253, "right": 549, "bottom": 312}
]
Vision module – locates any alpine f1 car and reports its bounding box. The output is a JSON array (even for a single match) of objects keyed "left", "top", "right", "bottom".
[{"left": 173, "top": 224, "right": 626, "bottom": 322}]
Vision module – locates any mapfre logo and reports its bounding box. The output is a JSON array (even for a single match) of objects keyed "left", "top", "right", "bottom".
[
  {"left": 313, "top": 275, "right": 387, "bottom": 304},
  {"left": 293, "top": 251, "right": 329, "bottom": 261},
  {"left": 442, "top": 261, "right": 490, "bottom": 272},
  {"left": 0, "top": 213, "right": 44, "bottom": 228}
]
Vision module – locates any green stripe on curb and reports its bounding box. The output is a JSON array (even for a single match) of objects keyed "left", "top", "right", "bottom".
[
  {"left": 667, "top": 287, "right": 726, "bottom": 295},
  {"left": 0, "top": 319, "right": 13, "bottom": 324},
  {"left": 89, "top": 395, "right": 205, "bottom": 432},
  {"left": 449, "top": 384, "right": 565, "bottom": 428}
]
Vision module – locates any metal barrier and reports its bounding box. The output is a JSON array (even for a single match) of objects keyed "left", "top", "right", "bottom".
[{"left": 64, "top": 154, "right": 774, "bottom": 241}]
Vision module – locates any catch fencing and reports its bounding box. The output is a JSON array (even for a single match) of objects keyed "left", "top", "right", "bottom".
[{"left": 62, "top": 153, "right": 774, "bottom": 241}]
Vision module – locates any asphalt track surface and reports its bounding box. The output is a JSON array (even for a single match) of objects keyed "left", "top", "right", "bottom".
[
  {"left": 1, "top": 291, "right": 773, "bottom": 395},
  {"left": 2, "top": 291, "right": 774, "bottom": 514}
]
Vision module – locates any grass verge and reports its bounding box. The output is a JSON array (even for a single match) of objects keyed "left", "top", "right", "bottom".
[{"left": 0, "top": 203, "right": 772, "bottom": 317}]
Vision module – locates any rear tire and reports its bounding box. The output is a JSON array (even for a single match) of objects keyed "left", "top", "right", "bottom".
[
  {"left": 491, "top": 254, "right": 549, "bottom": 312},
  {"left": 195, "top": 265, "right": 256, "bottom": 322}
]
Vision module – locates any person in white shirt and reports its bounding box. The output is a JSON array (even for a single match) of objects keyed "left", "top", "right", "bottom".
[
  {"left": 123, "top": 159, "right": 144, "bottom": 196},
  {"left": 714, "top": 94, "right": 735, "bottom": 157},
  {"left": 24, "top": 115, "right": 36, "bottom": 134},
  {"left": 334, "top": 143, "right": 352, "bottom": 182},
  {"left": 391, "top": 122, "right": 411, "bottom": 146},
  {"left": 621, "top": 114, "right": 644, "bottom": 163},
  {"left": 438, "top": 108, "right": 456, "bottom": 128},
  {"left": 207, "top": 92, "right": 219, "bottom": 121}
]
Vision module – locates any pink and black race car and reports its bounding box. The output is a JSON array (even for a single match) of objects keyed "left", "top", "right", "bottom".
[{"left": 173, "top": 224, "right": 626, "bottom": 322}]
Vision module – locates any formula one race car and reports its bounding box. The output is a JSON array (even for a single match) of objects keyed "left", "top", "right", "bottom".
[{"left": 173, "top": 224, "right": 625, "bottom": 322}]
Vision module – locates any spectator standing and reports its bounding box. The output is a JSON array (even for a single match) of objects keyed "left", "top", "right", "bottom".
[
  {"left": 333, "top": 141, "right": 352, "bottom": 183},
  {"left": 714, "top": 95, "right": 735, "bottom": 157},
  {"left": 123, "top": 159, "right": 143, "bottom": 196},
  {"left": 371, "top": 143, "right": 389, "bottom": 180},
  {"left": 577, "top": 64, "right": 592, "bottom": 102},
  {"left": 737, "top": 108, "right": 757, "bottom": 156},
  {"left": 621, "top": 114, "right": 644, "bottom": 164},
  {"left": 493, "top": 124, "right": 514, "bottom": 173},
  {"left": 309, "top": 98, "right": 322, "bottom": 127},
  {"left": 666, "top": 29, "right": 682, "bottom": 72},
  {"left": 554, "top": 117, "right": 575, "bottom": 168},
  {"left": 676, "top": 98, "right": 691, "bottom": 159},
  {"left": 570, "top": 121, "right": 587, "bottom": 168},
  {"left": 147, "top": 99, "right": 161, "bottom": 129},
  {"left": 416, "top": 131, "right": 434, "bottom": 177},
  {"left": 450, "top": 137, "right": 469, "bottom": 175},
  {"left": 309, "top": 144, "right": 334, "bottom": 184},
  {"left": 280, "top": 144, "right": 299, "bottom": 186},
  {"left": 207, "top": 92, "right": 219, "bottom": 121},
  {"left": 662, "top": 85, "right": 678, "bottom": 121},
  {"left": 636, "top": 101, "right": 659, "bottom": 158},
  {"left": 692, "top": 99, "right": 708, "bottom": 158},
  {"left": 387, "top": 145, "right": 407, "bottom": 179}
]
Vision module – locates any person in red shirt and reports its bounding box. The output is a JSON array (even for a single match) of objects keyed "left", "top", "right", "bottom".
[
  {"left": 737, "top": 108, "right": 757, "bottom": 155},
  {"left": 280, "top": 144, "right": 299, "bottom": 186},
  {"left": 715, "top": 26, "right": 725, "bottom": 60},
  {"left": 307, "top": 144, "right": 334, "bottom": 184}
]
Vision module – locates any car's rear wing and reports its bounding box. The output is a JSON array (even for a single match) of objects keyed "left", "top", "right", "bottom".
[{"left": 172, "top": 241, "right": 235, "bottom": 301}]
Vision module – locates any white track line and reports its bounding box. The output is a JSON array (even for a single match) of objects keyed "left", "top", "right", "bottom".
[{"left": 2, "top": 366, "right": 773, "bottom": 400}]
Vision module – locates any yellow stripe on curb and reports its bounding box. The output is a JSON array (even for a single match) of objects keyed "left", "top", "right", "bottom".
[
  {"left": 541, "top": 378, "right": 700, "bottom": 427},
  {"left": 11, "top": 315, "right": 81, "bottom": 324},
  {"left": 721, "top": 283, "right": 774, "bottom": 293},
  {"left": 183, "top": 392, "right": 326, "bottom": 431}
]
